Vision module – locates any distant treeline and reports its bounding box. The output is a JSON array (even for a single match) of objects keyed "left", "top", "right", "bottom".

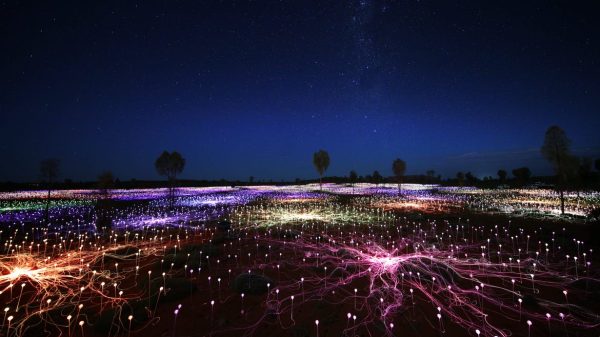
[
  {"left": 1, "top": 173, "right": 595, "bottom": 193},
  {"left": 3, "top": 126, "right": 599, "bottom": 198}
]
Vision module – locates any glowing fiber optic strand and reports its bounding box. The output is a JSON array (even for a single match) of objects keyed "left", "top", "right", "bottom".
[{"left": 216, "top": 217, "right": 599, "bottom": 337}]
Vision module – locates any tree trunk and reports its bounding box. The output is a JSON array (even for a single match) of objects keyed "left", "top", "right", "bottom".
[
  {"left": 45, "top": 187, "right": 51, "bottom": 224},
  {"left": 170, "top": 176, "right": 176, "bottom": 209},
  {"left": 560, "top": 189, "right": 565, "bottom": 215},
  {"left": 167, "top": 176, "right": 174, "bottom": 210},
  {"left": 398, "top": 177, "right": 403, "bottom": 196},
  {"left": 319, "top": 176, "right": 322, "bottom": 191}
]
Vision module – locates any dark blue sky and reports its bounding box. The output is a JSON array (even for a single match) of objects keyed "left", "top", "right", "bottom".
[{"left": 1, "top": 1, "right": 599, "bottom": 182}]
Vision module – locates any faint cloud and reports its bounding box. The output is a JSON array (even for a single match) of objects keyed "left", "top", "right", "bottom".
[
  {"left": 449, "top": 148, "right": 539, "bottom": 160},
  {"left": 442, "top": 146, "right": 600, "bottom": 178}
]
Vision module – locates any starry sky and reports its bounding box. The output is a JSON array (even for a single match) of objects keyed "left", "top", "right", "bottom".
[{"left": 1, "top": 1, "right": 599, "bottom": 182}]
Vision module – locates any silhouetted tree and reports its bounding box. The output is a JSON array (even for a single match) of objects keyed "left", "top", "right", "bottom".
[
  {"left": 372, "top": 170, "right": 382, "bottom": 190},
  {"left": 426, "top": 170, "right": 435, "bottom": 183},
  {"left": 541, "top": 126, "right": 574, "bottom": 214},
  {"left": 312, "top": 149, "right": 330, "bottom": 190},
  {"left": 576, "top": 157, "right": 592, "bottom": 193},
  {"left": 40, "top": 158, "right": 60, "bottom": 224},
  {"left": 512, "top": 167, "right": 531, "bottom": 187},
  {"left": 497, "top": 169, "right": 507, "bottom": 184},
  {"left": 456, "top": 172, "right": 465, "bottom": 186},
  {"left": 465, "top": 172, "right": 477, "bottom": 186},
  {"left": 96, "top": 171, "right": 115, "bottom": 232},
  {"left": 392, "top": 158, "right": 406, "bottom": 195},
  {"left": 155, "top": 151, "right": 186, "bottom": 204},
  {"left": 249, "top": 176, "right": 254, "bottom": 184},
  {"left": 97, "top": 171, "right": 115, "bottom": 197},
  {"left": 349, "top": 170, "right": 358, "bottom": 194}
]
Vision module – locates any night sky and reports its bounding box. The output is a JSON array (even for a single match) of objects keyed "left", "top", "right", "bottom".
[{"left": 1, "top": 1, "right": 599, "bottom": 182}]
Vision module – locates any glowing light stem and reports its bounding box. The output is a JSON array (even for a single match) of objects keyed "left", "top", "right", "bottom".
[
  {"left": 210, "top": 300, "right": 215, "bottom": 325},
  {"left": 79, "top": 320, "right": 85, "bottom": 337},
  {"left": 67, "top": 315, "right": 72, "bottom": 337},
  {"left": 148, "top": 271, "right": 152, "bottom": 306},
  {"left": 172, "top": 306, "right": 180, "bottom": 337},
  {"left": 16, "top": 283, "right": 25, "bottom": 312},
  {"left": 241, "top": 293, "right": 245, "bottom": 314},
  {"left": 7, "top": 315, "right": 13, "bottom": 336},
  {"left": 128, "top": 315, "right": 133, "bottom": 337},
  {"left": 153, "top": 287, "right": 163, "bottom": 318},
  {"left": 518, "top": 298, "right": 523, "bottom": 321},
  {"left": 290, "top": 295, "right": 294, "bottom": 322},
  {"left": 2, "top": 307, "right": 9, "bottom": 329}
]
